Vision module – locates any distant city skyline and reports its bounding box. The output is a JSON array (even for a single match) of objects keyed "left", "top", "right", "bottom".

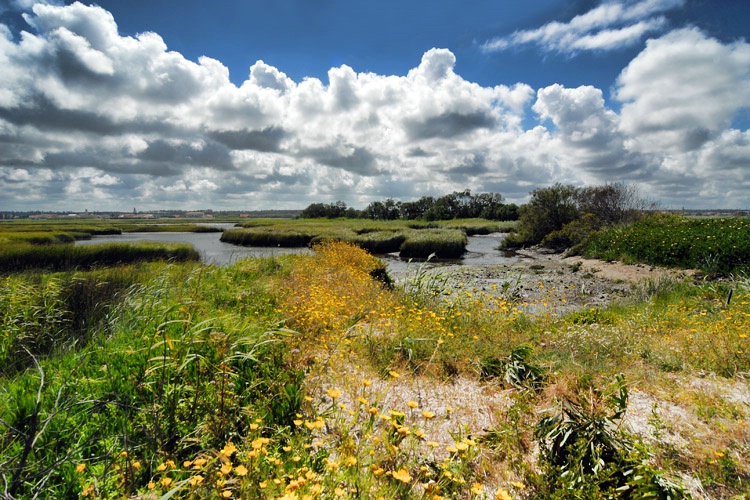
[{"left": 1, "top": 0, "right": 749, "bottom": 211}]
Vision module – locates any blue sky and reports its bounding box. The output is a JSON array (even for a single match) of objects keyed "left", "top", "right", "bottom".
[{"left": 1, "top": 0, "right": 749, "bottom": 211}]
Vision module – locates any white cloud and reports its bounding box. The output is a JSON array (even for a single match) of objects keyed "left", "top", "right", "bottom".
[
  {"left": 616, "top": 28, "right": 750, "bottom": 153},
  {"left": 482, "top": 0, "right": 683, "bottom": 54},
  {"left": 0, "top": 2, "right": 748, "bottom": 211}
]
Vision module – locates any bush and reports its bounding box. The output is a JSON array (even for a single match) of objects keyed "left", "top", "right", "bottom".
[
  {"left": 503, "top": 184, "right": 579, "bottom": 248},
  {"left": 532, "top": 374, "right": 687, "bottom": 498}
]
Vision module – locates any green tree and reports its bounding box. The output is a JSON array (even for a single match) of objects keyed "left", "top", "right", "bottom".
[{"left": 503, "top": 184, "right": 579, "bottom": 248}]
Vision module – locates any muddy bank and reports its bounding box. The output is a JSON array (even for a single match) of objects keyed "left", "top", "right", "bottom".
[{"left": 393, "top": 246, "right": 695, "bottom": 314}]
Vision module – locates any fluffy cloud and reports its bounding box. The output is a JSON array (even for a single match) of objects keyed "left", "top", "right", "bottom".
[
  {"left": 0, "top": 2, "right": 748, "bottom": 211},
  {"left": 482, "top": 0, "right": 683, "bottom": 54},
  {"left": 616, "top": 28, "right": 750, "bottom": 153}
]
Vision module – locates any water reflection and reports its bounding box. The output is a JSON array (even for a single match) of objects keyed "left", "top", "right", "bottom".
[{"left": 75, "top": 231, "right": 312, "bottom": 266}]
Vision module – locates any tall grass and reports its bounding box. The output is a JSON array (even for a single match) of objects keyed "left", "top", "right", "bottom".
[{"left": 0, "top": 242, "right": 199, "bottom": 273}]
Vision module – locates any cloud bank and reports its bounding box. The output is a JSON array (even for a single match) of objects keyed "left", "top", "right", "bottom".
[
  {"left": 481, "top": 0, "right": 685, "bottom": 54},
  {"left": 0, "top": 1, "right": 748, "bottom": 210}
]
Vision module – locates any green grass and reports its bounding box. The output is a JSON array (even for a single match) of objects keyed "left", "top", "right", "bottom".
[
  {"left": 0, "top": 242, "right": 200, "bottom": 273},
  {"left": 584, "top": 213, "right": 750, "bottom": 275}
]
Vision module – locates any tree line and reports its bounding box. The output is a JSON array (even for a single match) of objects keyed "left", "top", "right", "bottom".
[{"left": 299, "top": 190, "right": 519, "bottom": 221}]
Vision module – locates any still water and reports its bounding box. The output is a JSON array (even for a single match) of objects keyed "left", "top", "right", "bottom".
[{"left": 76, "top": 227, "right": 520, "bottom": 272}]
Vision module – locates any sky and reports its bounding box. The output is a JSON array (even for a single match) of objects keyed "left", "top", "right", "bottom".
[{"left": 0, "top": 0, "right": 749, "bottom": 212}]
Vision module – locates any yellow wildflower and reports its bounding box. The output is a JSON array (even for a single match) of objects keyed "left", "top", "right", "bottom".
[
  {"left": 471, "top": 483, "right": 484, "bottom": 495},
  {"left": 495, "top": 488, "right": 512, "bottom": 500},
  {"left": 327, "top": 388, "right": 342, "bottom": 399},
  {"left": 235, "top": 464, "right": 248, "bottom": 476},
  {"left": 392, "top": 468, "right": 412, "bottom": 484},
  {"left": 75, "top": 463, "right": 86, "bottom": 473},
  {"left": 406, "top": 400, "right": 418, "bottom": 408}
]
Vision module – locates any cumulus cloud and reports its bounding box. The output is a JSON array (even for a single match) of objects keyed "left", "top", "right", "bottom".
[
  {"left": 482, "top": 0, "right": 684, "bottom": 54},
  {"left": 615, "top": 28, "right": 750, "bottom": 153},
  {"left": 0, "top": 2, "right": 748, "bottom": 210}
]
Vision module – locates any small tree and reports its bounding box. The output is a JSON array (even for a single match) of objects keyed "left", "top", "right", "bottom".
[{"left": 503, "top": 184, "right": 579, "bottom": 248}]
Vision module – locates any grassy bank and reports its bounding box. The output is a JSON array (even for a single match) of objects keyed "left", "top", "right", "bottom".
[
  {"left": 584, "top": 214, "right": 750, "bottom": 275},
  {"left": 0, "top": 241, "right": 199, "bottom": 273},
  {"left": 1, "top": 240, "right": 748, "bottom": 498}
]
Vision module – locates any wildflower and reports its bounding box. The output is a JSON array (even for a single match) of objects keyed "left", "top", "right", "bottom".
[
  {"left": 190, "top": 475, "right": 204, "bottom": 487},
  {"left": 162, "top": 477, "right": 173, "bottom": 487},
  {"left": 358, "top": 397, "right": 368, "bottom": 405},
  {"left": 147, "top": 482, "right": 156, "bottom": 490},
  {"left": 406, "top": 400, "right": 418, "bottom": 408},
  {"left": 293, "top": 419, "right": 303, "bottom": 426},
  {"left": 221, "top": 443, "right": 237, "bottom": 457},
  {"left": 389, "top": 371, "right": 400, "bottom": 378},
  {"left": 471, "top": 483, "right": 484, "bottom": 495},
  {"left": 511, "top": 481, "right": 526, "bottom": 489},
  {"left": 327, "top": 388, "right": 342, "bottom": 399},
  {"left": 131, "top": 461, "right": 141, "bottom": 470},
  {"left": 392, "top": 468, "right": 412, "bottom": 484},
  {"left": 235, "top": 464, "right": 248, "bottom": 476},
  {"left": 422, "top": 410, "right": 436, "bottom": 419},
  {"left": 221, "top": 490, "right": 232, "bottom": 498},
  {"left": 250, "top": 423, "right": 259, "bottom": 430},
  {"left": 220, "top": 463, "right": 232, "bottom": 475},
  {"left": 157, "top": 463, "right": 168, "bottom": 472},
  {"left": 75, "top": 463, "right": 86, "bottom": 473},
  {"left": 363, "top": 378, "right": 373, "bottom": 387},
  {"left": 495, "top": 489, "right": 512, "bottom": 500},
  {"left": 713, "top": 451, "right": 725, "bottom": 458}
]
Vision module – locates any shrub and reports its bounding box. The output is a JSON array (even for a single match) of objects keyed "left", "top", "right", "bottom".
[{"left": 532, "top": 374, "right": 687, "bottom": 498}]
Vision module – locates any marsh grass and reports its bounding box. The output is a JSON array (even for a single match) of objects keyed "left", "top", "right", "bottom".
[
  {"left": 222, "top": 218, "right": 504, "bottom": 258},
  {"left": 0, "top": 241, "right": 199, "bottom": 273}
]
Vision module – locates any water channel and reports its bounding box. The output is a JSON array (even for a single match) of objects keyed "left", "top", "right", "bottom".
[{"left": 75, "top": 224, "right": 521, "bottom": 275}]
